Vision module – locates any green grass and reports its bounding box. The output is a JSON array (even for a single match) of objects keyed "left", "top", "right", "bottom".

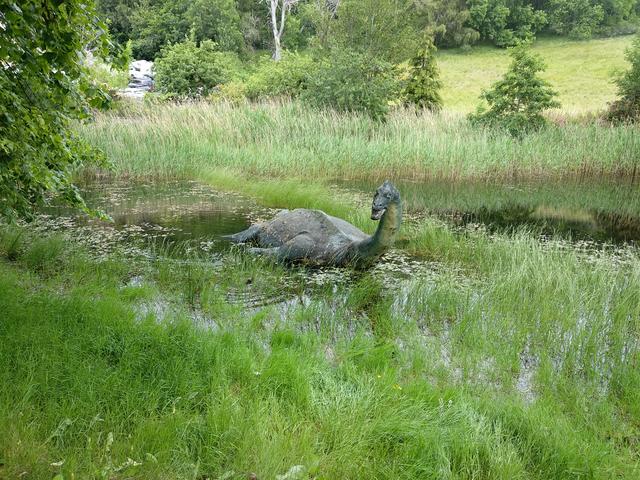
[
  {"left": 438, "top": 36, "right": 634, "bottom": 113},
  {"left": 0, "top": 225, "right": 638, "bottom": 479},
  {"left": 6, "top": 35, "right": 640, "bottom": 478},
  {"left": 80, "top": 101, "right": 640, "bottom": 184}
]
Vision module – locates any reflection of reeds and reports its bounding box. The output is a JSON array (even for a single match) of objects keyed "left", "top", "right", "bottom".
[{"left": 79, "top": 101, "right": 640, "bottom": 183}]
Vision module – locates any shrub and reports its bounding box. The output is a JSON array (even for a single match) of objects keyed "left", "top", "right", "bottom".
[
  {"left": 209, "top": 81, "right": 248, "bottom": 104},
  {"left": 547, "top": 0, "right": 604, "bottom": 39},
  {"left": 469, "top": 44, "right": 560, "bottom": 136},
  {"left": 468, "top": 0, "right": 547, "bottom": 47},
  {"left": 244, "top": 52, "right": 315, "bottom": 100},
  {"left": 608, "top": 35, "right": 640, "bottom": 122},
  {"left": 87, "top": 41, "right": 132, "bottom": 94},
  {"left": 403, "top": 35, "right": 443, "bottom": 111},
  {"left": 154, "top": 40, "right": 242, "bottom": 97},
  {"left": 301, "top": 49, "right": 400, "bottom": 120}
]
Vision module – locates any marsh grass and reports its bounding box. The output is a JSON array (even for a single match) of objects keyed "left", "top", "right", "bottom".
[
  {"left": 80, "top": 101, "right": 640, "bottom": 184},
  {"left": 1, "top": 228, "right": 638, "bottom": 478}
]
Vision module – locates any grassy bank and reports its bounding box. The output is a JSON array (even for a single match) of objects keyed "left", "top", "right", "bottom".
[
  {"left": 81, "top": 102, "right": 640, "bottom": 185},
  {"left": 0, "top": 226, "right": 638, "bottom": 478},
  {"left": 439, "top": 36, "right": 634, "bottom": 113}
]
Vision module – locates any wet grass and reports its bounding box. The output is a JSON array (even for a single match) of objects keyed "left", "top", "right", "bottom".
[
  {"left": 80, "top": 101, "right": 640, "bottom": 183},
  {"left": 1, "top": 227, "right": 638, "bottom": 479}
]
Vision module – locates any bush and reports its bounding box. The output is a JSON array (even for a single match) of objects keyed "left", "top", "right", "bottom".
[
  {"left": 301, "top": 49, "right": 400, "bottom": 120},
  {"left": 547, "top": 0, "right": 604, "bottom": 39},
  {"left": 244, "top": 52, "right": 315, "bottom": 100},
  {"left": 209, "top": 81, "right": 248, "bottom": 104},
  {"left": 86, "top": 41, "right": 132, "bottom": 94},
  {"left": 468, "top": 0, "right": 547, "bottom": 47},
  {"left": 608, "top": 35, "right": 640, "bottom": 122},
  {"left": 154, "top": 39, "right": 242, "bottom": 97},
  {"left": 403, "top": 35, "right": 443, "bottom": 111},
  {"left": 469, "top": 44, "right": 560, "bottom": 136}
]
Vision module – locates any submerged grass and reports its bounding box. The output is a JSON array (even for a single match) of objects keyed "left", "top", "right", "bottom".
[
  {"left": 80, "top": 101, "right": 640, "bottom": 183},
  {"left": 0, "top": 225, "right": 638, "bottom": 479}
]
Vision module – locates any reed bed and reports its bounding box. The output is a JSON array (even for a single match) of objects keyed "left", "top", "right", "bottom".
[{"left": 80, "top": 101, "right": 640, "bottom": 183}]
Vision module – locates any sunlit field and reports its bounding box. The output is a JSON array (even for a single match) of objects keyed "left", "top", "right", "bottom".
[{"left": 438, "top": 36, "right": 634, "bottom": 112}]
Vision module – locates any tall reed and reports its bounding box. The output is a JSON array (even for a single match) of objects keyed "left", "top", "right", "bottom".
[{"left": 79, "top": 101, "right": 640, "bottom": 183}]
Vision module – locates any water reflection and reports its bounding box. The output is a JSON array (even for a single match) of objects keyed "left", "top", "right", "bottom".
[
  {"left": 338, "top": 178, "right": 640, "bottom": 244},
  {"left": 39, "top": 180, "right": 273, "bottom": 256}
]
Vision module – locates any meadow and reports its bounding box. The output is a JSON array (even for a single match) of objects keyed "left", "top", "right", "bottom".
[
  {"left": 2, "top": 36, "right": 640, "bottom": 479},
  {"left": 438, "top": 36, "right": 634, "bottom": 112}
]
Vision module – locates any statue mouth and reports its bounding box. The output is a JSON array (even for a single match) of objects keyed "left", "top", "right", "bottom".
[{"left": 371, "top": 208, "right": 386, "bottom": 220}]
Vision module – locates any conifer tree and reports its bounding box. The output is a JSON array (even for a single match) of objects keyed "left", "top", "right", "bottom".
[{"left": 404, "top": 35, "right": 443, "bottom": 111}]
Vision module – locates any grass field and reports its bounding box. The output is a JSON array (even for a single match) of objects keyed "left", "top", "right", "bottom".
[
  {"left": 2, "top": 35, "right": 640, "bottom": 479},
  {"left": 438, "top": 36, "right": 634, "bottom": 112},
  {"left": 1, "top": 224, "right": 638, "bottom": 479}
]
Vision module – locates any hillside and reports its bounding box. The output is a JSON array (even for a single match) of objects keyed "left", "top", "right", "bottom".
[{"left": 438, "top": 36, "right": 635, "bottom": 113}]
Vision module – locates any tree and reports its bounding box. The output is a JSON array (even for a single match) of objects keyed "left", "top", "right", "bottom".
[
  {"left": 327, "top": 0, "right": 419, "bottom": 63},
  {"left": 547, "top": 0, "right": 604, "bottom": 39},
  {"left": 468, "top": 0, "right": 547, "bottom": 47},
  {"left": 301, "top": 49, "right": 400, "bottom": 120},
  {"left": 266, "top": 0, "right": 300, "bottom": 61},
  {"left": 96, "top": 0, "right": 133, "bottom": 46},
  {"left": 0, "top": 0, "right": 116, "bottom": 220},
  {"left": 154, "top": 40, "right": 241, "bottom": 97},
  {"left": 186, "top": 0, "right": 244, "bottom": 53},
  {"left": 608, "top": 35, "right": 640, "bottom": 122},
  {"left": 469, "top": 44, "right": 560, "bottom": 135},
  {"left": 125, "top": 0, "right": 245, "bottom": 60},
  {"left": 404, "top": 35, "right": 443, "bottom": 111},
  {"left": 414, "top": 0, "right": 480, "bottom": 48}
]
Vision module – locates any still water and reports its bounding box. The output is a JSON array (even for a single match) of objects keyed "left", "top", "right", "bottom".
[
  {"left": 339, "top": 178, "right": 640, "bottom": 244},
  {"left": 38, "top": 180, "right": 271, "bottom": 257},
  {"left": 37, "top": 178, "right": 640, "bottom": 260}
]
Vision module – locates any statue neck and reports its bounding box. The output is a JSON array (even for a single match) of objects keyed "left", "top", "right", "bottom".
[{"left": 356, "top": 200, "right": 402, "bottom": 258}]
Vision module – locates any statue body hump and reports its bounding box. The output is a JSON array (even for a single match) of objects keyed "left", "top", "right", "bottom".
[{"left": 227, "top": 181, "right": 402, "bottom": 268}]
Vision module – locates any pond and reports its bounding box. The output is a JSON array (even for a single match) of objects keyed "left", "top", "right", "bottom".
[
  {"left": 35, "top": 179, "right": 445, "bottom": 287},
  {"left": 38, "top": 180, "right": 269, "bottom": 257},
  {"left": 36, "top": 178, "right": 640, "bottom": 263},
  {"left": 338, "top": 178, "right": 640, "bottom": 245},
  {"left": 24, "top": 178, "right": 640, "bottom": 407},
  {"left": 28, "top": 176, "right": 639, "bottom": 330}
]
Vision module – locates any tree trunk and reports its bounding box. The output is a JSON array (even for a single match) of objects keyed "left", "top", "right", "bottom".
[
  {"left": 269, "top": 0, "right": 282, "bottom": 61},
  {"left": 273, "top": 35, "right": 282, "bottom": 61}
]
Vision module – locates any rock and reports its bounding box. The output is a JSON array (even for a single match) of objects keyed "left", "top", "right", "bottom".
[{"left": 121, "top": 60, "right": 154, "bottom": 99}]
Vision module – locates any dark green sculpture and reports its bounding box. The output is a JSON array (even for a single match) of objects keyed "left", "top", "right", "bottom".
[{"left": 228, "top": 181, "right": 402, "bottom": 267}]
